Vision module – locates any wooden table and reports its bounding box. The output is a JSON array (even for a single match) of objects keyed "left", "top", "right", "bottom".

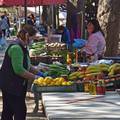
[{"left": 42, "top": 92, "right": 120, "bottom": 120}]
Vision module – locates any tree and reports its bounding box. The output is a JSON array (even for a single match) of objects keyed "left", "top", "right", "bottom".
[{"left": 97, "top": 0, "right": 120, "bottom": 56}]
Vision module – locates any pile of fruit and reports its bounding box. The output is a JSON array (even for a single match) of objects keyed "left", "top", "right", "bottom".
[
  {"left": 68, "top": 71, "right": 85, "bottom": 80},
  {"left": 84, "top": 64, "right": 109, "bottom": 77},
  {"left": 108, "top": 63, "right": 120, "bottom": 76},
  {"left": 68, "top": 63, "right": 120, "bottom": 81},
  {"left": 33, "top": 77, "right": 73, "bottom": 86}
]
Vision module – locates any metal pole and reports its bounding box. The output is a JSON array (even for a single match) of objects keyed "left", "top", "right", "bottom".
[
  {"left": 51, "top": 5, "right": 54, "bottom": 30},
  {"left": 24, "top": 0, "right": 27, "bottom": 24},
  {"left": 39, "top": 6, "right": 41, "bottom": 24}
]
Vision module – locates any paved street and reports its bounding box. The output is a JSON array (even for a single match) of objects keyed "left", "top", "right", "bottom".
[{"left": 0, "top": 92, "right": 47, "bottom": 120}]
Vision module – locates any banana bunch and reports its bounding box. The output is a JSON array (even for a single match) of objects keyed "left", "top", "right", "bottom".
[
  {"left": 34, "top": 77, "right": 73, "bottom": 86},
  {"left": 85, "top": 65, "right": 101, "bottom": 74},
  {"left": 68, "top": 71, "right": 85, "bottom": 80},
  {"left": 97, "top": 64, "right": 109, "bottom": 73},
  {"left": 85, "top": 64, "right": 109, "bottom": 78},
  {"left": 108, "top": 63, "right": 120, "bottom": 76}
]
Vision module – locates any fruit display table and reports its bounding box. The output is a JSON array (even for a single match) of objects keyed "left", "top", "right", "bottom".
[
  {"left": 31, "top": 84, "right": 77, "bottom": 113},
  {"left": 31, "top": 77, "right": 77, "bottom": 112},
  {"left": 42, "top": 92, "right": 120, "bottom": 120}
]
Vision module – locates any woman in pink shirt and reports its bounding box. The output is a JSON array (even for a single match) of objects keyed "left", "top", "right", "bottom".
[{"left": 82, "top": 19, "right": 106, "bottom": 62}]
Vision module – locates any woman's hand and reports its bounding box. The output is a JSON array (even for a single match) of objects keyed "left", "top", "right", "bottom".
[{"left": 29, "top": 65, "right": 40, "bottom": 74}]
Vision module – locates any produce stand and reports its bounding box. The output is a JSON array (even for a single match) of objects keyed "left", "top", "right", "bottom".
[
  {"left": 31, "top": 74, "right": 120, "bottom": 113},
  {"left": 28, "top": 41, "right": 120, "bottom": 113},
  {"left": 30, "top": 61, "right": 120, "bottom": 113},
  {"left": 29, "top": 41, "right": 67, "bottom": 65}
]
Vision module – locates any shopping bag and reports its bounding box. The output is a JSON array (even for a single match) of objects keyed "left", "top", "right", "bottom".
[{"left": 73, "top": 39, "right": 86, "bottom": 49}]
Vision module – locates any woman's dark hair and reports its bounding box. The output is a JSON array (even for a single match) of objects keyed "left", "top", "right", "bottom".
[
  {"left": 17, "top": 24, "right": 37, "bottom": 40},
  {"left": 87, "top": 19, "right": 104, "bottom": 36}
]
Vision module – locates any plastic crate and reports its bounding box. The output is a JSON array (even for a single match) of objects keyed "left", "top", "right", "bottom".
[
  {"left": 31, "top": 84, "right": 77, "bottom": 93},
  {"left": 104, "top": 75, "right": 120, "bottom": 91}
]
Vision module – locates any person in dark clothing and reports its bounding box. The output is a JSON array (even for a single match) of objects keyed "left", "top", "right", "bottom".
[
  {"left": 58, "top": 25, "right": 71, "bottom": 50},
  {"left": 27, "top": 14, "right": 35, "bottom": 26},
  {"left": 0, "top": 25, "right": 40, "bottom": 120},
  {"left": 27, "top": 16, "right": 34, "bottom": 26},
  {"left": 58, "top": 25, "right": 70, "bottom": 44},
  {"left": 39, "top": 23, "right": 47, "bottom": 35},
  {"left": 3, "top": 11, "right": 11, "bottom": 37}
]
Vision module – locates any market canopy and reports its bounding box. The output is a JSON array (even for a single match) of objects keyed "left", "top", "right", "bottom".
[{"left": 0, "top": 0, "right": 66, "bottom": 7}]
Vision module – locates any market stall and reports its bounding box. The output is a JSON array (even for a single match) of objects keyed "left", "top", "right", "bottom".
[
  {"left": 1, "top": 1, "right": 120, "bottom": 117},
  {"left": 31, "top": 59, "right": 120, "bottom": 112},
  {"left": 29, "top": 40, "right": 67, "bottom": 65}
]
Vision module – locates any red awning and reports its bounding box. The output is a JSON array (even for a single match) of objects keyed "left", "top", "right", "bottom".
[{"left": 0, "top": 0, "right": 66, "bottom": 7}]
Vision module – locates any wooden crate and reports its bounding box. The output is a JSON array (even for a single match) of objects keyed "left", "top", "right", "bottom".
[
  {"left": 30, "top": 56, "right": 51, "bottom": 65},
  {"left": 30, "top": 56, "right": 65, "bottom": 65}
]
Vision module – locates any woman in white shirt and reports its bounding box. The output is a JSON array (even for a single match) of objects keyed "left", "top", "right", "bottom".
[{"left": 81, "top": 19, "right": 106, "bottom": 62}]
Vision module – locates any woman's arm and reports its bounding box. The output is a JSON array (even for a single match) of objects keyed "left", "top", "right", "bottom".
[
  {"left": 19, "top": 70, "right": 36, "bottom": 81},
  {"left": 83, "top": 34, "right": 99, "bottom": 55},
  {"left": 8, "top": 45, "right": 37, "bottom": 82}
]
